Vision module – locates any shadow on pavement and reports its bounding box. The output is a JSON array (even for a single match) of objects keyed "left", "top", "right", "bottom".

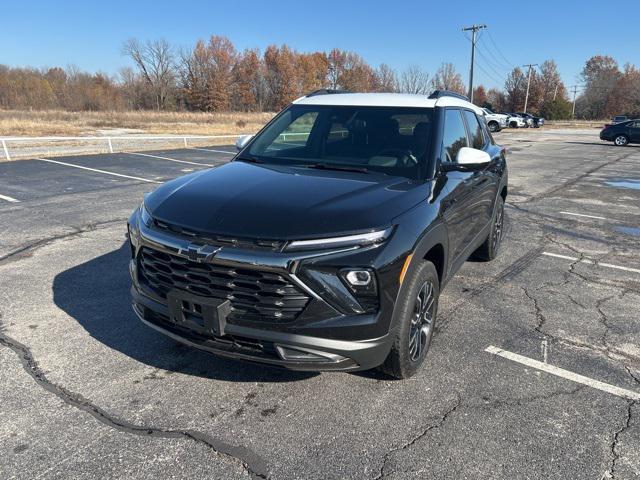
[{"left": 52, "top": 242, "right": 316, "bottom": 382}]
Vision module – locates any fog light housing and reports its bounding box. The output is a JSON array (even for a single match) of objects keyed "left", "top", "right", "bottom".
[
  {"left": 345, "top": 270, "right": 372, "bottom": 286},
  {"left": 339, "top": 268, "right": 379, "bottom": 312}
]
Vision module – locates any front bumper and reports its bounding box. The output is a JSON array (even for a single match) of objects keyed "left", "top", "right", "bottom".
[
  {"left": 131, "top": 284, "right": 392, "bottom": 371},
  {"left": 127, "top": 209, "right": 401, "bottom": 371}
]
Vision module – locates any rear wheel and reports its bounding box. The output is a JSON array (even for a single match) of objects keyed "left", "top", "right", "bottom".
[
  {"left": 380, "top": 261, "right": 439, "bottom": 379},
  {"left": 614, "top": 134, "right": 629, "bottom": 146},
  {"left": 474, "top": 195, "right": 505, "bottom": 261},
  {"left": 488, "top": 121, "right": 499, "bottom": 133}
]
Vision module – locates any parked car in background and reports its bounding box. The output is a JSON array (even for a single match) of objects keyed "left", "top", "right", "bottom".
[
  {"left": 600, "top": 119, "right": 640, "bottom": 146},
  {"left": 482, "top": 108, "right": 508, "bottom": 133},
  {"left": 611, "top": 115, "right": 628, "bottom": 124},
  {"left": 517, "top": 112, "right": 545, "bottom": 128},
  {"left": 504, "top": 113, "right": 526, "bottom": 128},
  {"left": 512, "top": 113, "right": 533, "bottom": 128}
]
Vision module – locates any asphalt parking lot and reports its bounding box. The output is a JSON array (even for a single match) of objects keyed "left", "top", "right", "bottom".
[{"left": 1, "top": 130, "right": 639, "bottom": 479}]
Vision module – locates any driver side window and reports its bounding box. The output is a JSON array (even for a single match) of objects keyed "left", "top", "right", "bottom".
[{"left": 441, "top": 109, "right": 468, "bottom": 163}]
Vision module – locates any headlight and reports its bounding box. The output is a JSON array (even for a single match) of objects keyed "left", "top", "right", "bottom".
[
  {"left": 285, "top": 228, "right": 392, "bottom": 252},
  {"left": 140, "top": 201, "right": 153, "bottom": 227}
]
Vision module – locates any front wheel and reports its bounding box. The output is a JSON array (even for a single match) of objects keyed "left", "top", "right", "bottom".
[
  {"left": 488, "top": 121, "right": 499, "bottom": 133},
  {"left": 380, "top": 261, "right": 439, "bottom": 379},
  {"left": 474, "top": 195, "right": 505, "bottom": 261},
  {"left": 614, "top": 135, "right": 629, "bottom": 146}
]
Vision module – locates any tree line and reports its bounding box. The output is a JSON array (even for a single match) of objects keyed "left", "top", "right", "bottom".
[{"left": 1, "top": 35, "right": 638, "bottom": 120}]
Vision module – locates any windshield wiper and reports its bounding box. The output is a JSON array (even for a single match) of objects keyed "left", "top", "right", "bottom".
[
  {"left": 235, "top": 155, "right": 263, "bottom": 164},
  {"left": 303, "top": 163, "right": 373, "bottom": 174}
]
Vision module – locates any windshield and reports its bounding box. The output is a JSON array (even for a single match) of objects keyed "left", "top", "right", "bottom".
[{"left": 246, "top": 105, "right": 434, "bottom": 180}]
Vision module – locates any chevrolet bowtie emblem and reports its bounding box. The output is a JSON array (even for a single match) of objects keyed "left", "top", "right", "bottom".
[{"left": 178, "top": 243, "right": 222, "bottom": 263}]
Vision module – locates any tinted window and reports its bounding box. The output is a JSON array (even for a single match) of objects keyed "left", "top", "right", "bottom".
[
  {"left": 441, "top": 109, "right": 468, "bottom": 163},
  {"left": 463, "top": 110, "right": 485, "bottom": 149},
  {"left": 247, "top": 105, "right": 434, "bottom": 180}
]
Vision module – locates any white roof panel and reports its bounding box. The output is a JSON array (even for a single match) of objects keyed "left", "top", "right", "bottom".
[{"left": 293, "top": 92, "right": 483, "bottom": 114}]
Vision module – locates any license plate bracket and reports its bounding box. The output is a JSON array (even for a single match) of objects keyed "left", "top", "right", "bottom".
[{"left": 166, "top": 290, "right": 231, "bottom": 336}]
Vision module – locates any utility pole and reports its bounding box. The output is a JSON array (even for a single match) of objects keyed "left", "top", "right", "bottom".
[
  {"left": 522, "top": 64, "right": 538, "bottom": 113},
  {"left": 570, "top": 85, "right": 579, "bottom": 118},
  {"left": 553, "top": 83, "right": 559, "bottom": 101},
  {"left": 462, "top": 24, "right": 487, "bottom": 102}
]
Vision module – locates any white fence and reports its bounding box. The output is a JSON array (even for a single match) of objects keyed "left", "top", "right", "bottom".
[{"left": 0, "top": 134, "right": 246, "bottom": 161}]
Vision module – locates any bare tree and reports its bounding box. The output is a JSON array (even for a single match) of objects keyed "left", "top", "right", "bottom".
[
  {"left": 375, "top": 64, "right": 398, "bottom": 92},
  {"left": 122, "top": 38, "right": 176, "bottom": 110},
  {"left": 430, "top": 63, "right": 465, "bottom": 95},
  {"left": 399, "top": 65, "right": 430, "bottom": 94}
]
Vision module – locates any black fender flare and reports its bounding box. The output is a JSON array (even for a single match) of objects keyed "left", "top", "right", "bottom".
[{"left": 387, "top": 221, "right": 449, "bottom": 335}]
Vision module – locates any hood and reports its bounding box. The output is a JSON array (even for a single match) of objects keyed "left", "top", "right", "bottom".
[{"left": 145, "top": 161, "right": 428, "bottom": 240}]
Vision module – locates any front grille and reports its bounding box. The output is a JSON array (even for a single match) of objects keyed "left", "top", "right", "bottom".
[
  {"left": 138, "top": 247, "right": 310, "bottom": 323},
  {"left": 153, "top": 219, "right": 285, "bottom": 251}
]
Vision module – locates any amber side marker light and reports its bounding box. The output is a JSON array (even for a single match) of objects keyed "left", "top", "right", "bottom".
[{"left": 399, "top": 254, "right": 413, "bottom": 285}]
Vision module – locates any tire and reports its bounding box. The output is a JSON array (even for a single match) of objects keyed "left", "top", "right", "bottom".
[
  {"left": 509, "top": 121, "right": 518, "bottom": 128},
  {"left": 488, "top": 121, "right": 499, "bottom": 133},
  {"left": 474, "top": 195, "right": 505, "bottom": 261},
  {"left": 380, "top": 261, "right": 439, "bottom": 379},
  {"left": 614, "top": 135, "right": 629, "bottom": 146}
]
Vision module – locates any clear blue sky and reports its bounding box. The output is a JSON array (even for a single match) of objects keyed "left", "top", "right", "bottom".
[{"left": 2, "top": 0, "right": 638, "bottom": 90}]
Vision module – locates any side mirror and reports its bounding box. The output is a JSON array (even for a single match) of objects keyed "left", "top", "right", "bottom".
[
  {"left": 456, "top": 147, "right": 491, "bottom": 166},
  {"left": 235, "top": 134, "right": 253, "bottom": 151}
]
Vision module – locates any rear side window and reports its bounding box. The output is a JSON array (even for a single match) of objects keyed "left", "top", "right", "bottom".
[
  {"left": 463, "top": 110, "right": 485, "bottom": 149},
  {"left": 441, "top": 109, "right": 468, "bottom": 163}
]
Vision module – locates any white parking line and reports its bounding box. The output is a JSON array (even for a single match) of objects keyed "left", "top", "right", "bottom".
[
  {"left": 542, "top": 252, "right": 640, "bottom": 274},
  {"left": 485, "top": 346, "right": 640, "bottom": 401},
  {"left": 190, "top": 147, "right": 236, "bottom": 155},
  {"left": 559, "top": 211, "right": 606, "bottom": 220},
  {"left": 36, "top": 158, "right": 161, "bottom": 184},
  {"left": 0, "top": 193, "right": 20, "bottom": 203},
  {"left": 128, "top": 152, "right": 214, "bottom": 167}
]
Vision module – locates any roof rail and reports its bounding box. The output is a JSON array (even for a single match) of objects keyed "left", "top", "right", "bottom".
[
  {"left": 306, "top": 89, "right": 350, "bottom": 97},
  {"left": 428, "top": 90, "right": 469, "bottom": 101}
]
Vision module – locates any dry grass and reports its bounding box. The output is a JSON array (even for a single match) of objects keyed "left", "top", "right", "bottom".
[
  {"left": 545, "top": 119, "right": 607, "bottom": 129},
  {"left": 0, "top": 109, "right": 275, "bottom": 137}
]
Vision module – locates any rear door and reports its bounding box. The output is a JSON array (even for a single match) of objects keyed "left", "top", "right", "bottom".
[{"left": 461, "top": 109, "right": 500, "bottom": 244}]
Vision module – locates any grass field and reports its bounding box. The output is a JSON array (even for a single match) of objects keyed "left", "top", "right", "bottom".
[{"left": 0, "top": 110, "right": 276, "bottom": 137}]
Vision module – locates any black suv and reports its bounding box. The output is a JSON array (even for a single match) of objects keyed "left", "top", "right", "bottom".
[{"left": 128, "top": 90, "right": 508, "bottom": 378}]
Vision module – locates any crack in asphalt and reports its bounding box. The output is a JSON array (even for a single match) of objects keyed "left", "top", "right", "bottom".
[
  {"left": 372, "top": 395, "right": 461, "bottom": 480},
  {"left": 0, "top": 234, "right": 271, "bottom": 480},
  {"left": 602, "top": 400, "right": 635, "bottom": 480},
  {"left": 522, "top": 150, "right": 635, "bottom": 203},
  {"left": 0, "top": 331, "right": 270, "bottom": 479},
  {"left": 521, "top": 285, "right": 548, "bottom": 333},
  {"left": 0, "top": 218, "right": 128, "bottom": 266}
]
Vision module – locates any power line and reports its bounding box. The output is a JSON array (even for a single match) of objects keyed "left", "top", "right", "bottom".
[
  {"left": 484, "top": 30, "right": 516, "bottom": 70},
  {"left": 477, "top": 37, "right": 512, "bottom": 73},
  {"left": 475, "top": 61, "right": 505, "bottom": 88},
  {"left": 462, "top": 24, "right": 487, "bottom": 102},
  {"left": 475, "top": 44, "right": 510, "bottom": 85}
]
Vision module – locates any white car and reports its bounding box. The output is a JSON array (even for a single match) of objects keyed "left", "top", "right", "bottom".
[
  {"left": 505, "top": 113, "right": 526, "bottom": 128},
  {"left": 481, "top": 108, "right": 508, "bottom": 133}
]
